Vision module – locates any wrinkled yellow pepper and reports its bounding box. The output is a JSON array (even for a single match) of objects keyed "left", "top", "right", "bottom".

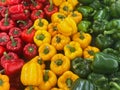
[
  {"left": 51, "top": 34, "right": 70, "bottom": 50},
  {"left": 34, "top": 30, "right": 51, "bottom": 47},
  {"left": 83, "top": 46, "right": 100, "bottom": 59},
  {"left": 51, "top": 12, "right": 66, "bottom": 23},
  {"left": 38, "top": 70, "right": 57, "bottom": 90},
  {"left": 59, "top": 2, "right": 73, "bottom": 16},
  {"left": 38, "top": 43, "right": 57, "bottom": 61},
  {"left": 72, "top": 32, "right": 92, "bottom": 49},
  {"left": 68, "top": 11, "right": 82, "bottom": 24},
  {"left": 64, "top": 41, "right": 83, "bottom": 60},
  {"left": 58, "top": 71, "right": 79, "bottom": 90},
  {"left": 30, "top": 56, "right": 46, "bottom": 69},
  {"left": 24, "top": 86, "right": 39, "bottom": 90},
  {"left": 33, "top": 18, "right": 48, "bottom": 30},
  {"left": 51, "top": 88, "right": 64, "bottom": 90},
  {"left": 57, "top": 17, "right": 77, "bottom": 36},
  {"left": 21, "top": 62, "right": 43, "bottom": 86},
  {"left": 50, "top": 53, "right": 70, "bottom": 76},
  {"left": 52, "top": 0, "right": 66, "bottom": 6},
  {"left": 0, "top": 74, "right": 10, "bottom": 90}
]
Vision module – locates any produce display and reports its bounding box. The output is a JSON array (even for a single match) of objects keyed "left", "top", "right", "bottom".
[{"left": 0, "top": 0, "right": 120, "bottom": 90}]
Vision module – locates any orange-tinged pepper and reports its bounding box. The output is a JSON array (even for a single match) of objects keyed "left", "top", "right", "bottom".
[{"left": 51, "top": 88, "right": 63, "bottom": 90}]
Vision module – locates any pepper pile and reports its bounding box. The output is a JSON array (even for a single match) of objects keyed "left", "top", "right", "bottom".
[{"left": 0, "top": 0, "right": 120, "bottom": 90}]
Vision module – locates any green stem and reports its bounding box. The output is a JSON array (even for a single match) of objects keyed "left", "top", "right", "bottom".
[
  {"left": 4, "top": 14, "right": 9, "bottom": 26},
  {"left": 0, "top": 69, "right": 4, "bottom": 74},
  {"left": 35, "top": 10, "right": 42, "bottom": 16},
  {"left": 17, "top": 20, "right": 27, "bottom": 25},
  {"left": 79, "top": 31, "right": 85, "bottom": 40},
  {"left": 0, "top": 79, "right": 3, "bottom": 86},
  {"left": 56, "top": 36, "right": 61, "bottom": 43},
  {"left": 57, "top": 14, "right": 65, "bottom": 20},
  {"left": 3, "top": 52, "right": 11, "bottom": 60},
  {"left": 38, "top": 18, "right": 43, "bottom": 27},
  {"left": 31, "top": 0, "right": 37, "bottom": 6},
  {"left": 27, "top": 26, "right": 34, "bottom": 34},
  {"left": 53, "top": 26, "right": 58, "bottom": 31},
  {"left": 37, "top": 58, "right": 43, "bottom": 65},
  {"left": 43, "top": 46, "right": 49, "bottom": 54},
  {"left": 29, "top": 85, "right": 34, "bottom": 90},
  {"left": 36, "top": 33, "right": 45, "bottom": 40},
  {"left": 48, "top": 0, "right": 53, "bottom": 11},
  {"left": 67, "top": 45, "right": 76, "bottom": 53},
  {"left": 109, "top": 82, "right": 120, "bottom": 90},
  {"left": 88, "top": 50, "right": 95, "bottom": 55},
  {"left": 66, "top": 78, "right": 73, "bottom": 88},
  {"left": 55, "top": 59, "right": 63, "bottom": 66},
  {"left": 28, "top": 46, "right": 34, "bottom": 53},
  {"left": 43, "top": 70, "right": 49, "bottom": 82},
  {"left": 10, "top": 36, "right": 17, "bottom": 47},
  {"left": 63, "top": 6, "right": 69, "bottom": 11}
]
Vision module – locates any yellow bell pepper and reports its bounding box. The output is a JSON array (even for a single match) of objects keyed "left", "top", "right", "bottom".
[
  {"left": 68, "top": 11, "right": 82, "bottom": 24},
  {"left": 51, "top": 12, "right": 66, "bottom": 23},
  {"left": 72, "top": 32, "right": 92, "bottom": 49},
  {"left": 38, "top": 43, "right": 57, "bottom": 61},
  {"left": 51, "top": 88, "right": 63, "bottom": 90},
  {"left": 0, "top": 74, "right": 10, "bottom": 90},
  {"left": 83, "top": 46, "right": 100, "bottom": 59},
  {"left": 51, "top": 34, "right": 70, "bottom": 50},
  {"left": 20, "top": 62, "right": 43, "bottom": 86},
  {"left": 47, "top": 22, "right": 59, "bottom": 37},
  {"left": 58, "top": 71, "right": 79, "bottom": 90},
  {"left": 38, "top": 70, "right": 57, "bottom": 90},
  {"left": 30, "top": 56, "right": 46, "bottom": 70},
  {"left": 64, "top": 41, "right": 83, "bottom": 60},
  {"left": 50, "top": 53, "right": 70, "bottom": 76},
  {"left": 24, "top": 86, "right": 39, "bottom": 90},
  {"left": 33, "top": 18, "right": 48, "bottom": 30},
  {"left": 34, "top": 30, "right": 51, "bottom": 47},
  {"left": 59, "top": 1, "right": 73, "bottom": 16},
  {"left": 52, "top": 0, "right": 66, "bottom": 6},
  {"left": 57, "top": 17, "right": 77, "bottom": 36},
  {"left": 67, "top": 0, "right": 79, "bottom": 8}
]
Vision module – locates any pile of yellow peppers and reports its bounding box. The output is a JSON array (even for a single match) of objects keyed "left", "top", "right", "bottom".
[{"left": 0, "top": 0, "right": 100, "bottom": 90}]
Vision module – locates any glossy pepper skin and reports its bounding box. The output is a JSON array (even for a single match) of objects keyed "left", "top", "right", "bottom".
[
  {"left": 50, "top": 54, "right": 70, "bottom": 76},
  {"left": 91, "top": 52, "right": 119, "bottom": 74},
  {"left": 38, "top": 43, "right": 56, "bottom": 61},
  {"left": 0, "top": 0, "right": 7, "bottom": 6},
  {"left": 71, "top": 57, "right": 92, "bottom": 78},
  {"left": 7, "top": 0, "right": 22, "bottom": 5},
  {"left": 44, "top": 0, "right": 58, "bottom": 19},
  {"left": 23, "top": 43, "right": 37, "bottom": 60},
  {"left": 0, "top": 32, "right": 10, "bottom": 47},
  {"left": 38, "top": 70, "right": 57, "bottom": 90},
  {"left": 58, "top": 71, "right": 79, "bottom": 90},
  {"left": 30, "top": 0, "right": 43, "bottom": 10},
  {"left": 8, "top": 27, "right": 22, "bottom": 38},
  {"left": 64, "top": 41, "right": 82, "bottom": 60},
  {"left": 34, "top": 30, "right": 51, "bottom": 47},
  {"left": 21, "top": 26, "right": 36, "bottom": 43},
  {"left": 71, "top": 78, "right": 97, "bottom": 90},
  {"left": 51, "top": 34, "right": 70, "bottom": 51},
  {"left": 0, "top": 74, "right": 10, "bottom": 90},
  {"left": 20, "top": 62, "right": 43, "bottom": 86},
  {"left": 0, "top": 46, "right": 5, "bottom": 57}
]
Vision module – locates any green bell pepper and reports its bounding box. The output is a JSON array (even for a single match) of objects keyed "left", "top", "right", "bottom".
[
  {"left": 71, "top": 57, "right": 92, "bottom": 78},
  {"left": 77, "top": 20, "right": 91, "bottom": 32},
  {"left": 78, "top": 0, "right": 94, "bottom": 4},
  {"left": 95, "top": 34, "right": 114, "bottom": 50},
  {"left": 70, "top": 78, "right": 97, "bottom": 90},
  {"left": 91, "top": 52, "right": 119, "bottom": 74},
  {"left": 114, "top": 41, "right": 120, "bottom": 51}
]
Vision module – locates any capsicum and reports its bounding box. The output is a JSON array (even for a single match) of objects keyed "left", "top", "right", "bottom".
[
  {"left": 38, "top": 43, "right": 56, "bottom": 61},
  {"left": 33, "top": 30, "right": 51, "bottom": 47},
  {"left": 30, "top": 0, "right": 43, "bottom": 10},
  {"left": 50, "top": 53, "right": 70, "bottom": 76},
  {"left": 0, "top": 46, "right": 5, "bottom": 57},
  {"left": 7, "top": 0, "right": 22, "bottom": 5},
  {"left": 38, "top": 70, "right": 57, "bottom": 90},
  {"left": 23, "top": 43, "right": 37, "bottom": 60},
  {"left": 64, "top": 41, "right": 82, "bottom": 60}
]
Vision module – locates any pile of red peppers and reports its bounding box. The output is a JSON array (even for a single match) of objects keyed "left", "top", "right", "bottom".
[{"left": 0, "top": 0, "right": 59, "bottom": 90}]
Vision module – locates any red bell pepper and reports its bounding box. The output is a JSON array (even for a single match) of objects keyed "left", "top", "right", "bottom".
[
  {"left": 0, "top": 13, "right": 15, "bottom": 31},
  {"left": 37, "top": 0, "right": 46, "bottom": 3},
  {"left": 8, "top": 4, "right": 30, "bottom": 21},
  {"left": 30, "top": 0, "right": 43, "bottom": 10},
  {"left": 23, "top": 43, "right": 37, "bottom": 60},
  {"left": 0, "top": 46, "right": 5, "bottom": 57},
  {"left": 21, "top": 0, "right": 30, "bottom": 10},
  {"left": 31, "top": 10, "right": 44, "bottom": 21},
  {"left": 6, "top": 36, "right": 22, "bottom": 54},
  {"left": 44, "top": 0, "right": 58, "bottom": 19},
  {"left": 0, "top": 32, "right": 10, "bottom": 46},
  {"left": 7, "top": 0, "right": 22, "bottom": 5},
  {"left": 1, "top": 7, "right": 8, "bottom": 17},
  {"left": 21, "top": 26, "right": 36, "bottom": 43},
  {"left": 9, "top": 27, "right": 22, "bottom": 38},
  {"left": 0, "top": 6, "right": 6, "bottom": 18},
  {"left": 0, "top": 0, "right": 7, "bottom": 6},
  {"left": 17, "top": 19, "right": 33, "bottom": 30}
]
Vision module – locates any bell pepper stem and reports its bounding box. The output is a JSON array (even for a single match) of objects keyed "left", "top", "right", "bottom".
[
  {"left": 36, "top": 33, "right": 45, "bottom": 40},
  {"left": 79, "top": 31, "right": 85, "bottom": 40},
  {"left": 36, "top": 10, "right": 42, "bottom": 16},
  {"left": 104, "top": 29, "right": 116, "bottom": 35},
  {"left": 28, "top": 46, "right": 34, "bottom": 53},
  {"left": 17, "top": 20, "right": 27, "bottom": 25},
  {"left": 48, "top": 0, "right": 53, "bottom": 11},
  {"left": 37, "top": 58, "right": 43, "bottom": 65},
  {"left": 0, "top": 69, "right": 4, "bottom": 74},
  {"left": 67, "top": 45, "right": 76, "bottom": 52},
  {"left": 3, "top": 52, "right": 11, "bottom": 60},
  {"left": 66, "top": 78, "right": 73, "bottom": 88},
  {"left": 109, "top": 82, "right": 120, "bottom": 90},
  {"left": 56, "top": 36, "right": 61, "bottom": 43},
  {"left": 88, "top": 50, "right": 95, "bottom": 55},
  {"left": 44, "top": 46, "right": 49, "bottom": 54},
  {"left": 31, "top": 0, "right": 37, "bottom": 6},
  {"left": 4, "top": 14, "right": 9, "bottom": 26},
  {"left": 43, "top": 70, "right": 49, "bottom": 82},
  {"left": 55, "top": 59, "right": 63, "bottom": 66},
  {"left": 0, "top": 79, "right": 3, "bottom": 86},
  {"left": 29, "top": 85, "right": 34, "bottom": 90},
  {"left": 10, "top": 36, "right": 17, "bottom": 46},
  {"left": 27, "top": 26, "right": 34, "bottom": 34},
  {"left": 38, "top": 18, "right": 43, "bottom": 27}
]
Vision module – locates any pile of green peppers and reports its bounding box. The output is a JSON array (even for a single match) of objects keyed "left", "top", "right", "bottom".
[{"left": 70, "top": 0, "right": 120, "bottom": 90}]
